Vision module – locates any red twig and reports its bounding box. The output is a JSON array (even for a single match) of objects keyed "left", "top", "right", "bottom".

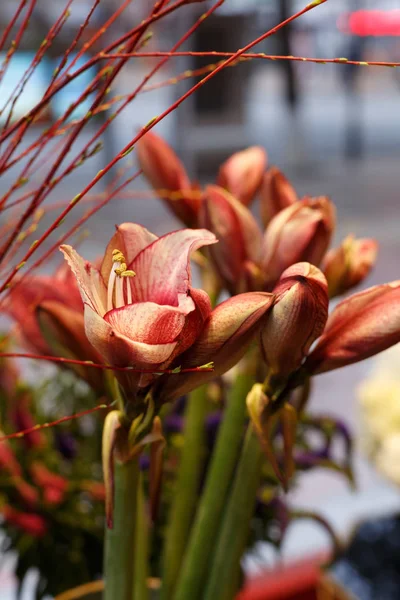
[
  {"left": 0, "top": 352, "right": 214, "bottom": 374},
  {"left": 0, "top": 0, "right": 36, "bottom": 83},
  {"left": 0, "top": 1, "right": 73, "bottom": 137},
  {"left": 49, "top": 0, "right": 101, "bottom": 89},
  {"left": 0, "top": 0, "right": 221, "bottom": 179},
  {"left": 0, "top": 404, "right": 110, "bottom": 443},
  {"left": 101, "top": 50, "right": 400, "bottom": 69},
  {"left": 0, "top": 0, "right": 28, "bottom": 52},
  {"left": 0, "top": 0, "right": 197, "bottom": 148}
]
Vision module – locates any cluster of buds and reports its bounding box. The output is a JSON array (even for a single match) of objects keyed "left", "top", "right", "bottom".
[
  {"left": 137, "top": 131, "right": 400, "bottom": 488},
  {"left": 246, "top": 261, "right": 400, "bottom": 484},
  {"left": 137, "top": 131, "right": 377, "bottom": 296}
]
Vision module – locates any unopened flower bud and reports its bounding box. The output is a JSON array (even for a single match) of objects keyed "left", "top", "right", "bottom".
[
  {"left": 217, "top": 146, "right": 267, "bottom": 207},
  {"left": 137, "top": 131, "right": 200, "bottom": 226},
  {"left": 260, "top": 166, "right": 298, "bottom": 227},
  {"left": 200, "top": 185, "right": 263, "bottom": 293},
  {"left": 306, "top": 281, "right": 400, "bottom": 374},
  {"left": 261, "top": 263, "right": 329, "bottom": 383},
  {"left": 262, "top": 197, "right": 335, "bottom": 289},
  {"left": 322, "top": 235, "right": 378, "bottom": 297}
]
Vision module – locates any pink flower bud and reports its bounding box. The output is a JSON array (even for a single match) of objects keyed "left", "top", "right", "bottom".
[
  {"left": 262, "top": 197, "right": 336, "bottom": 289},
  {"left": 137, "top": 131, "right": 201, "bottom": 227},
  {"left": 217, "top": 146, "right": 267, "bottom": 207},
  {"left": 260, "top": 166, "right": 298, "bottom": 228},
  {"left": 322, "top": 235, "right": 378, "bottom": 297},
  {"left": 261, "top": 263, "right": 329, "bottom": 381},
  {"left": 200, "top": 185, "right": 263, "bottom": 293},
  {"left": 306, "top": 281, "right": 400, "bottom": 374}
]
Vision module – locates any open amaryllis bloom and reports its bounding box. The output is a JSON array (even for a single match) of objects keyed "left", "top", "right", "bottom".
[{"left": 61, "top": 224, "right": 274, "bottom": 405}]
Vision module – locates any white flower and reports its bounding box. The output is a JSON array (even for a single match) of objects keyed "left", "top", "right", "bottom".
[
  {"left": 376, "top": 434, "right": 400, "bottom": 486},
  {"left": 357, "top": 343, "right": 400, "bottom": 485}
]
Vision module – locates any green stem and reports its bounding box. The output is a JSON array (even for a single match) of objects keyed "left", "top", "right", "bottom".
[
  {"left": 173, "top": 372, "right": 255, "bottom": 600},
  {"left": 161, "top": 385, "right": 208, "bottom": 600},
  {"left": 133, "top": 473, "right": 149, "bottom": 600},
  {"left": 104, "top": 457, "right": 140, "bottom": 600},
  {"left": 204, "top": 426, "right": 263, "bottom": 600}
]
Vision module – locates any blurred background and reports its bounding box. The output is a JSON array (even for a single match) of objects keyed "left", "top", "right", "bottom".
[{"left": 1, "top": 0, "right": 400, "bottom": 598}]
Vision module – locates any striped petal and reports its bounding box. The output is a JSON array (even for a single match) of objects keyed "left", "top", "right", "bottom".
[
  {"left": 84, "top": 304, "right": 178, "bottom": 367},
  {"left": 129, "top": 228, "right": 217, "bottom": 305},
  {"left": 60, "top": 245, "right": 107, "bottom": 316}
]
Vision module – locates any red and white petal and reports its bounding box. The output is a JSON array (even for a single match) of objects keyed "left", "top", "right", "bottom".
[
  {"left": 84, "top": 304, "right": 178, "bottom": 367},
  {"left": 104, "top": 302, "right": 188, "bottom": 345},
  {"left": 60, "top": 246, "right": 107, "bottom": 316},
  {"left": 167, "top": 287, "right": 212, "bottom": 361},
  {"left": 100, "top": 223, "right": 157, "bottom": 282},
  {"left": 129, "top": 229, "right": 217, "bottom": 306}
]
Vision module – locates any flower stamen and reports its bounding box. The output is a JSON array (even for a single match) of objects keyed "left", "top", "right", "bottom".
[{"left": 107, "top": 249, "right": 136, "bottom": 311}]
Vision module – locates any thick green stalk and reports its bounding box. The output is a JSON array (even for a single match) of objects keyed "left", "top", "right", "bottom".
[
  {"left": 104, "top": 457, "right": 140, "bottom": 600},
  {"left": 203, "top": 426, "right": 263, "bottom": 600},
  {"left": 173, "top": 372, "right": 255, "bottom": 600},
  {"left": 133, "top": 473, "right": 149, "bottom": 600},
  {"left": 161, "top": 385, "right": 208, "bottom": 600}
]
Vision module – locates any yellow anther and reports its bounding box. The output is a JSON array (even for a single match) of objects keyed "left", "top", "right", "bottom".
[
  {"left": 114, "top": 262, "right": 127, "bottom": 276},
  {"left": 112, "top": 249, "right": 136, "bottom": 278},
  {"left": 112, "top": 249, "right": 125, "bottom": 263},
  {"left": 121, "top": 270, "right": 135, "bottom": 277}
]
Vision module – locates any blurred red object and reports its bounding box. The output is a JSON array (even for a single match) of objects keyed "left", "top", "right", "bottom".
[
  {"left": 236, "top": 556, "right": 351, "bottom": 600},
  {"left": 338, "top": 10, "right": 400, "bottom": 37}
]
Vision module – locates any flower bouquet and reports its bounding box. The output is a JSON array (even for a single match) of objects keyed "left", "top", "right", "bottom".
[{"left": 1, "top": 1, "right": 399, "bottom": 599}]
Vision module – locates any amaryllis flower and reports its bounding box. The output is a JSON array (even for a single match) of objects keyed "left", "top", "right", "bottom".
[
  {"left": 136, "top": 131, "right": 201, "bottom": 227},
  {"left": 322, "top": 235, "right": 378, "bottom": 298},
  {"left": 137, "top": 131, "right": 267, "bottom": 227},
  {"left": 3, "top": 264, "right": 82, "bottom": 356},
  {"left": 217, "top": 146, "right": 267, "bottom": 206},
  {"left": 260, "top": 166, "right": 298, "bottom": 228},
  {"left": 200, "top": 186, "right": 335, "bottom": 294},
  {"left": 200, "top": 185, "right": 263, "bottom": 294},
  {"left": 3, "top": 265, "right": 104, "bottom": 392},
  {"left": 305, "top": 281, "right": 400, "bottom": 374},
  {"left": 61, "top": 223, "right": 274, "bottom": 405},
  {"left": 261, "top": 196, "right": 335, "bottom": 288},
  {"left": 260, "top": 263, "right": 329, "bottom": 383}
]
